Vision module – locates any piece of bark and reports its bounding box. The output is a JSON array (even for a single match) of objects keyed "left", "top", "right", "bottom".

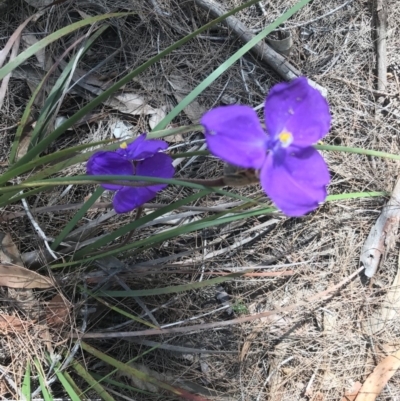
[
  {"left": 363, "top": 249, "right": 400, "bottom": 334},
  {"left": 355, "top": 349, "right": 400, "bottom": 401},
  {"left": 360, "top": 178, "right": 400, "bottom": 277},
  {"left": 193, "top": 0, "right": 327, "bottom": 96},
  {"left": 374, "top": 0, "right": 388, "bottom": 91}
]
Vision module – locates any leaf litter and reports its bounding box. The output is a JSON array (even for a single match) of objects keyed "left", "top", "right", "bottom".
[{"left": 2, "top": 0, "right": 400, "bottom": 400}]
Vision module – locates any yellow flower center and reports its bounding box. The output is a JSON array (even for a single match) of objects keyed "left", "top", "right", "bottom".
[
  {"left": 120, "top": 142, "right": 128, "bottom": 149},
  {"left": 278, "top": 131, "right": 293, "bottom": 148}
]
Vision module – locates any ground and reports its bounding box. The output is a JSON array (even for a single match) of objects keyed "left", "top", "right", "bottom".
[{"left": 1, "top": 0, "right": 400, "bottom": 400}]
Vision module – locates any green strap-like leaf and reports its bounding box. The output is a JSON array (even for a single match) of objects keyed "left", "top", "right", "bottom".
[
  {"left": 70, "top": 359, "right": 116, "bottom": 401},
  {"left": 0, "top": 13, "right": 132, "bottom": 80},
  {"left": 51, "top": 187, "right": 104, "bottom": 250},
  {"left": 21, "top": 361, "right": 30, "bottom": 401},
  {"left": 152, "top": 0, "right": 314, "bottom": 132},
  {"left": 100, "top": 270, "right": 249, "bottom": 297}
]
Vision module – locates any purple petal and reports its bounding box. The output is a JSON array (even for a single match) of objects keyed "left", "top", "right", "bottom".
[
  {"left": 136, "top": 153, "right": 175, "bottom": 192},
  {"left": 113, "top": 187, "right": 157, "bottom": 213},
  {"left": 201, "top": 105, "right": 268, "bottom": 169},
  {"left": 87, "top": 151, "right": 134, "bottom": 190},
  {"left": 264, "top": 77, "right": 331, "bottom": 147},
  {"left": 117, "top": 133, "right": 168, "bottom": 160},
  {"left": 260, "top": 147, "right": 330, "bottom": 216}
]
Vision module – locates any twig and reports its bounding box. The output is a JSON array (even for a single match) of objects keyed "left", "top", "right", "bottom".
[
  {"left": 0, "top": 365, "right": 23, "bottom": 400},
  {"left": 160, "top": 305, "right": 230, "bottom": 329},
  {"left": 60, "top": 285, "right": 88, "bottom": 371},
  {"left": 374, "top": 0, "right": 388, "bottom": 91},
  {"left": 329, "top": 76, "right": 397, "bottom": 97},
  {"left": 256, "top": 357, "right": 294, "bottom": 401},
  {"left": 279, "top": 0, "right": 355, "bottom": 31},
  {"left": 21, "top": 198, "right": 58, "bottom": 260},
  {"left": 127, "top": 338, "right": 236, "bottom": 354},
  {"left": 113, "top": 274, "right": 160, "bottom": 327},
  {"left": 74, "top": 266, "right": 364, "bottom": 339},
  {"left": 193, "top": 0, "right": 300, "bottom": 81},
  {"left": 193, "top": 0, "right": 327, "bottom": 95}
]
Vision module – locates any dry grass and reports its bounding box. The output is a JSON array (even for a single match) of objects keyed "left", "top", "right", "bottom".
[{"left": 1, "top": 0, "right": 400, "bottom": 399}]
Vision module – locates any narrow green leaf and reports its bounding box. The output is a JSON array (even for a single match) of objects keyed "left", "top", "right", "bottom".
[
  {"left": 315, "top": 144, "right": 400, "bottom": 161},
  {"left": 21, "top": 361, "right": 30, "bottom": 401},
  {"left": 57, "top": 370, "right": 85, "bottom": 400},
  {"left": 33, "top": 359, "right": 53, "bottom": 401},
  {"left": 152, "top": 0, "right": 314, "bottom": 131},
  {"left": 326, "top": 191, "right": 387, "bottom": 201},
  {"left": 79, "top": 205, "right": 275, "bottom": 262},
  {"left": 9, "top": 0, "right": 278, "bottom": 170},
  {"left": 0, "top": 186, "right": 56, "bottom": 209},
  {"left": 51, "top": 187, "right": 104, "bottom": 250},
  {"left": 71, "top": 359, "right": 116, "bottom": 401},
  {"left": 0, "top": 175, "right": 255, "bottom": 203},
  {"left": 53, "top": 368, "right": 82, "bottom": 401},
  {"left": 72, "top": 189, "right": 211, "bottom": 258},
  {"left": 0, "top": 138, "right": 114, "bottom": 187},
  {"left": 0, "top": 13, "right": 132, "bottom": 79},
  {"left": 89, "top": 372, "right": 153, "bottom": 396},
  {"left": 79, "top": 345, "right": 159, "bottom": 397},
  {"left": 146, "top": 124, "right": 202, "bottom": 139},
  {"left": 86, "top": 289, "right": 159, "bottom": 328},
  {"left": 80, "top": 342, "right": 210, "bottom": 401},
  {"left": 101, "top": 270, "right": 249, "bottom": 297},
  {"left": 17, "top": 25, "right": 110, "bottom": 163},
  {"left": 72, "top": 189, "right": 385, "bottom": 264}
]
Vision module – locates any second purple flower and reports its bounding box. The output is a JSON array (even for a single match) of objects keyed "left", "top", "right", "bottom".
[{"left": 87, "top": 134, "right": 174, "bottom": 213}]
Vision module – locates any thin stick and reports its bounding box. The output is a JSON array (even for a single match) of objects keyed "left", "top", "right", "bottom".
[
  {"left": 193, "top": 0, "right": 301, "bottom": 81},
  {"left": 21, "top": 197, "right": 58, "bottom": 260},
  {"left": 279, "top": 0, "right": 355, "bottom": 31},
  {"left": 374, "top": 0, "right": 388, "bottom": 91}
]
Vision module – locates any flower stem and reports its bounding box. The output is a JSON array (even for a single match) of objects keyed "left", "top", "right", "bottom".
[{"left": 315, "top": 144, "right": 400, "bottom": 161}]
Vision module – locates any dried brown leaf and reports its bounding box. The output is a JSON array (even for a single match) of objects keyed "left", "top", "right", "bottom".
[
  {"left": 45, "top": 294, "right": 71, "bottom": 327},
  {"left": 0, "top": 313, "right": 32, "bottom": 333},
  {"left": 106, "top": 92, "right": 159, "bottom": 115},
  {"left": 15, "top": 133, "right": 32, "bottom": 161},
  {"left": 0, "top": 233, "right": 23, "bottom": 265},
  {"left": 355, "top": 350, "right": 400, "bottom": 400},
  {"left": 20, "top": 34, "right": 49, "bottom": 69},
  {"left": 0, "top": 37, "right": 20, "bottom": 109},
  {"left": 0, "top": 263, "right": 54, "bottom": 289}
]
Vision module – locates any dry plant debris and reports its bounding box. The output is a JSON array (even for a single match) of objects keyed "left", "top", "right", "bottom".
[
  {"left": 354, "top": 348, "right": 400, "bottom": 401},
  {"left": 1, "top": 0, "right": 400, "bottom": 399},
  {"left": 361, "top": 177, "right": 400, "bottom": 278}
]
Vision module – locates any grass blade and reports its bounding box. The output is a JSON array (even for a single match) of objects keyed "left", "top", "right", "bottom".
[
  {"left": 100, "top": 270, "right": 249, "bottom": 297},
  {"left": 51, "top": 187, "right": 104, "bottom": 250},
  {"left": 152, "top": 0, "right": 314, "bottom": 132},
  {"left": 53, "top": 368, "right": 82, "bottom": 401},
  {"left": 86, "top": 290, "right": 159, "bottom": 328},
  {"left": 80, "top": 341, "right": 212, "bottom": 401},
  {"left": 72, "top": 189, "right": 212, "bottom": 258},
  {"left": 8, "top": 0, "right": 278, "bottom": 171},
  {"left": 0, "top": 13, "right": 132, "bottom": 80},
  {"left": 70, "top": 359, "right": 116, "bottom": 401},
  {"left": 21, "top": 361, "right": 30, "bottom": 401},
  {"left": 33, "top": 359, "right": 53, "bottom": 401}
]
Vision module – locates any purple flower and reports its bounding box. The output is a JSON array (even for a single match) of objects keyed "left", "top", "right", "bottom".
[
  {"left": 87, "top": 134, "right": 174, "bottom": 213},
  {"left": 201, "top": 77, "right": 331, "bottom": 217}
]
